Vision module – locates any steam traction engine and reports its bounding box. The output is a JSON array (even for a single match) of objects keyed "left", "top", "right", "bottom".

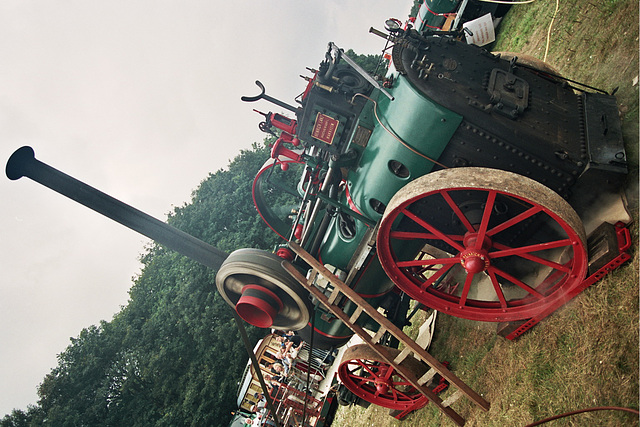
[
  {"left": 218, "top": 27, "right": 628, "bottom": 338},
  {"left": 7, "top": 22, "right": 630, "bottom": 424},
  {"left": 215, "top": 26, "right": 629, "bottom": 412}
]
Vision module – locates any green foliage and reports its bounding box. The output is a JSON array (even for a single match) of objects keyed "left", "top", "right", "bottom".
[
  {"left": 167, "top": 141, "right": 280, "bottom": 252},
  {"left": 0, "top": 408, "right": 37, "bottom": 427},
  {"left": 343, "top": 49, "right": 386, "bottom": 77},
  {"left": 2, "top": 140, "right": 278, "bottom": 426}
]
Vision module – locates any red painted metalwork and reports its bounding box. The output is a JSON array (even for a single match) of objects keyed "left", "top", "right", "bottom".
[
  {"left": 268, "top": 112, "right": 298, "bottom": 136},
  {"left": 415, "top": 0, "right": 456, "bottom": 31},
  {"left": 271, "top": 137, "right": 303, "bottom": 163},
  {"left": 344, "top": 183, "right": 363, "bottom": 216},
  {"left": 236, "top": 284, "right": 284, "bottom": 328},
  {"left": 390, "top": 362, "right": 451, "bottom": 420},
  {"left": 301, "top": 70, "right": 318, "bottom": 101},
  {"left": 251, "top": 158, "right": 304, "bottom": 240},
  {"left": 377, "top": 176, "right": 589, "bottom": 322},
  {"left": 260, "top": 382, "right": 324, "bottom": 426},
  {"left": 275, "top": 247, "right": 295, "bottom": 261},
  {"left": 503, "top": 222, "right": 632, "bottom": 340},
  {"left": 337, "top": 345, "right": 429, "bottom": 411}
]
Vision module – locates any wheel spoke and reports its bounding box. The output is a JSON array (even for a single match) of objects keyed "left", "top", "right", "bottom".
[
  {"left": 536, "top": 261, "right": 573, "bottom": 293},
  {"left": 441, "top": 190, "right": 476, "bottom": 233},
  {"left": 401, "top": 208, "right": 465, "bottom": 252},
  {"left": 418, "top": 262, "right": 456, "bottom": 291},
  {"left": 491, "top": 241, "right": 572, "bottom": 273},
  {"left": 488, "top": 270, "right": 508, "bottom": 309},
  {"left": 389, "top": 230, "right": 464, "bottom": 241},
  {"left": 396, "top": 257, "right": 459, "bottom": 268},
  {"left": 458, "top": 272, "right": 475, "bottom": 306},
  {"left": 490, "top": 239, "right": 572, "bottom": 258},
  {"left": 392, "top": 386, "right": 415, "bottom": 401},
  {"left": 347, "top": 369, "right": 370, "bottom": 384},
  {"left": 381, "top": 366, "right": 395, "bottom": 382},
  {"left": 473, "top": 190, "right": 497, "bottom": 250},
  {"left": 358, "top": 361, "right": 377, "bottom": 378},
  {"left": 489, "top": 266, "right": 545, "bottom": 299},
  {"left": 487, "top": 205, "right": 543, "bottom": 237}
]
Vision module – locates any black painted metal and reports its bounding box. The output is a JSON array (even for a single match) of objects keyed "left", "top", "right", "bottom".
[
  {"left": 393, "top": 37, "right": 626, "bottom": 201},
  {"left": 6, "top": 146, "right": 229, "bottom": 270}
]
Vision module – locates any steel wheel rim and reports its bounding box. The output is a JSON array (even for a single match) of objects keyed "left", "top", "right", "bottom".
[
  {"left": 337, "top": 345, "right": 428, "bottom": 410},
  {"left": 377, "top": 168, "right": 588, "bottom": 322},
  {"left": 216, "top": 248, "right": 311, "bottom": 330}
]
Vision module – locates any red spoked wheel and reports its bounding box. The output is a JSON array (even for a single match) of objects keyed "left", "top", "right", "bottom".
[
  {"left": 377, "top": 168, "right": 588, "bottom": 322},
  {"left": 337, "top": 344, "right": 429, "bottom": 410}
]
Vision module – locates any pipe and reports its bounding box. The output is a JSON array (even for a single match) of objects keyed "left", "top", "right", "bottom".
[
  {"left": 6, "top": 146, "right": 229, "bottom": 270},
  {"left": 329, "top": 42, "right": 394, "bottom": 101}
]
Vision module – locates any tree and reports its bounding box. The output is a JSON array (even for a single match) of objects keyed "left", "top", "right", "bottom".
[
  {"left": 0, "top": 408, "right": 37, "bottom": 427},
  {"left": 3, "top": 140, "right": 275, "bottom": 426},
  {"left": 2, "top": 42, "right": 385, "bottom": 423},
  {"left": 343, "top": 49, "right": 386, "bottom": 77}
]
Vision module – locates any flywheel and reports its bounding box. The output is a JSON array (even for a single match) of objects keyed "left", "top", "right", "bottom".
[{"left": 216, "top": 248, "right": 311, "bottom": 330}]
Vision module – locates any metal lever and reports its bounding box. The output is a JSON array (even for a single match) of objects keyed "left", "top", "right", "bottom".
[{"left": 241, "top": 80, "right": 299, "bottom": 113}]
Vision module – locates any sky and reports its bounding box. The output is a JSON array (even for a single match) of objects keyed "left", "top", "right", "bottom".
[{"left": 0, "top": 0, "right": 412, "bottom": 416}]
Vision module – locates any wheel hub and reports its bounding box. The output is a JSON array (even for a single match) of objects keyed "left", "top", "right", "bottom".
[
  {"left": 460, "top": 233, "right": 491, "bottom": 273},
  {"left": 375, "top": 382, "right": 390, "bottom": 394},
  {"left": 374, "top": 366, "right": 391, "bottom": 394},
  {"left": 460, "top": 250, "right": 489, "bottom": 273},
  {"left": 235, "top": 284, "right": 284, "bottom": 328}
]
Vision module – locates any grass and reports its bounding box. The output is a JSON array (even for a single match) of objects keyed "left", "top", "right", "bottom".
[
  {"left": 335, "top": 253, "right": 639, "bottom": 427},
  {"left": 334, "top": 0, "right": 639, "bottom": 425}
]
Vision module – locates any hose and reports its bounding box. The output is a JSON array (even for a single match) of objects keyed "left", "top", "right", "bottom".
[
  {"left": 525, "top": 406, "right": 640, "bottom": 426},
  {"left": 543, "top": 0, "right": 560, "bottom": 62},
  {"left": 478, "top": 0, "right": 537, "bottom": 4}
]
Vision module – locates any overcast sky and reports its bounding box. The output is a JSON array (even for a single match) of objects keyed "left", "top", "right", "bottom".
[{"left": 0, "top": 0, "right": 411, "bottom": 415}]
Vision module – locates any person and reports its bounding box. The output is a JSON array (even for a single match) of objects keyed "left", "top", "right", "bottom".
[
  {"left": 262, "top": 374, "right": 280, "bottom": 396},
  {"left": 252, "top": 413, "right": 276, "bottom": 427},
  {"left": 285, "top": 332, "right": 304, "bottom": 350},
  {"left": 274, "top": 349, "right": 292, "bottom": 374},
  {"left": 276, "top": 334, "right": 304, "bottom": 357},
  {"left": 269, "top": 362, "right": 285, "bottom": 375},
  {"left": 251, "top": 393, "right": 278, "bottom": 427},
  {"left": 246, "top": 415, "right": 275, "bottom": 427},
  {"left": 259, "top": 416, "right": 277, "bottom": 427},
  {"left": 253, "top": 392, "right": 267, "bottom": 411},
  {"left": 267, "top": 362, "right": 288, "bottom": 384}
]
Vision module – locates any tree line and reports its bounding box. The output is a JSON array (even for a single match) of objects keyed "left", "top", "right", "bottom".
[
  {"left": 2, "top": 49, "right": 383, "bottom": 427},
  {"left": 2, "top": 142, "right": 277, "bottom": 427}
]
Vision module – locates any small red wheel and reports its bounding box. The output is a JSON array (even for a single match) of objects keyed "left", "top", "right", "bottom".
[
  {"left": 377, "top": 168, "right": 588, "bottom": 322},
  {"left": 337, "top": 344, "right": 429, "bottom": 410}
]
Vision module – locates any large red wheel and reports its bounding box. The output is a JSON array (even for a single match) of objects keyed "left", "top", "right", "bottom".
[
  {"left": 337, "top": 344, "right": 429, "bottom": 410},
  {"left": 377, "top": 168, "right": 588, "bottom": 322}
]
